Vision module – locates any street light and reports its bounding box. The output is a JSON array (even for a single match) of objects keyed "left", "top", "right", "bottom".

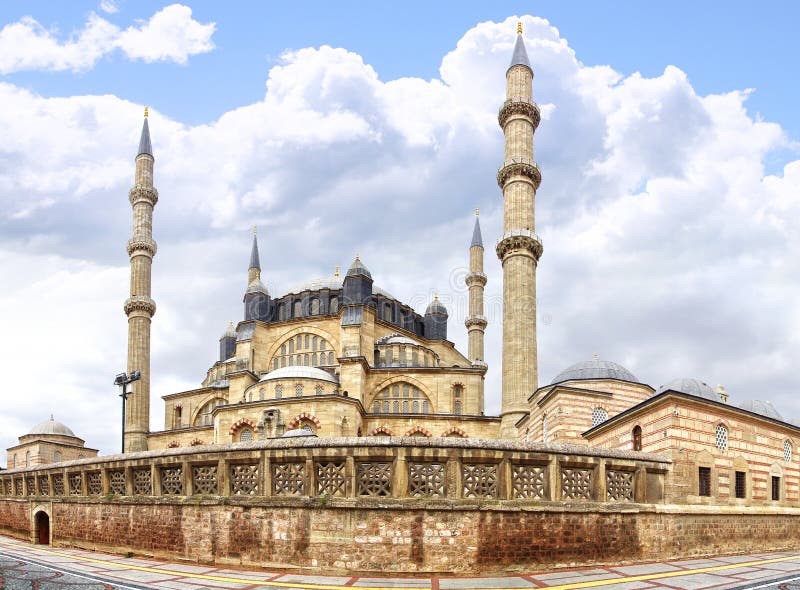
[{"left": 115, "top": 371, "right": 141, "bottom": 453}]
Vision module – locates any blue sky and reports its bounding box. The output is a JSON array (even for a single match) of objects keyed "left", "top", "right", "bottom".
[{"left": 1, "top": 3, "right": 799, "bottom": 456}]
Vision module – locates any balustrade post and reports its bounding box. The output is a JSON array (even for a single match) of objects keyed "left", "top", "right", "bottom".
[
  {"left": 152, "top": 464, "right": 161, "bottom": 496},
  {"left": 101, "top": 468, "right": 110, "bottom": 495},
  {"left": 305, "top": 453, "right": 315, "bottom": 497},
  {"left": 392, "top": 447, "right": 407, "bottom": 498},
  {"left": 124, "top": 466, "right": 133, "bottom": 496},
  {"left": 219, "top": 458, "right": 229, "bottom": 496},
  {"left": 345, "top": 454, "right": 356, "bottom": 498},
  {"left": 183, "top": 461, "right": 193, "bottom": 496},
  {"left": 81, "top": 470, "right": 88, "bottom": 496},
  {"left": 549, "top": 458, "right": 560, "bottom": 501},
  {"left": 594, "top": 460, "right": 606, "bottom": 502},
  {"left": 498, "top": 456, "right": 512, "bottom": 500},
  {"left": 635, "top": 466, "right": 647, "bottom": 503},
  {"left": 264, "top": 455, "right": 272, "bottom": 497}
]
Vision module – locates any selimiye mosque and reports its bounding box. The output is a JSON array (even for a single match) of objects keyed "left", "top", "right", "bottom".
[{"left": 10, "top": 23, "right": 800, "bottom": 507}]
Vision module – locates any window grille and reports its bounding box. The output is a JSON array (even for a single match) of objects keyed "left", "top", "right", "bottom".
[
  {"left": 275, "top": 385, "right": 283, "bottom": 399},
  {"left": 715, "top": 424, "right": 728, "bottom": 452},
  {"left": 735, "top": 471, "right": 746, "bottom": 499},
  {"left": 698, "top": 467, "right": 711, "bottom": 496},
  {"left": 239, "top": 428, "right": 253, "bottom": 442},
  {"left": 785, "top": 440, "right": 792, "bottom": 462},
  {"left": 295, "top": 384, "right": 303, "bottom": 397},
  {"left": 591, "top": 407, "right": 608, "bottom": 427}
]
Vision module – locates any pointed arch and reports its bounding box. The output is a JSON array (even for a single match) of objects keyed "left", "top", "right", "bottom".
[
  {"left": 264, "top": 326, "right": 339, "bottom": 368},
  {"left": 191, "top": 395, "right": 228, "bottom": 427},
  {"left": 229, "top": 418, "right": 258, "bottom": 436},
  {"left": 441, "top": 427, "right": 467, "bottom": 438},
  {"left": 369, "top": 426, "right": 394, "bottom": 437},
  {"left": 288, "top": 412, "right": 321, "bottom": 430},
  {"left": 405, "top": 426, "right": 432, "bottom": 438}
]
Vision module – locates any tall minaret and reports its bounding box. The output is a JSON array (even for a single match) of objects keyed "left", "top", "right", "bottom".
[
  {"left": 465, "top": 209, "right": 487, "bottom": 365},
  {"left": 497, "top": 22, "right": 543, "bottom": 437},
  {"left": 248, "top": 227, "right": 261, "bottom": 285},
  {"left": 123, "top": 107, "right": 158, "bottom": 452}
]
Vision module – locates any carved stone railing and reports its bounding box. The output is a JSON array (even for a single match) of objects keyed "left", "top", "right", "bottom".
[{"left": 0, "top": 438, "right": 669, "bottom": 504}]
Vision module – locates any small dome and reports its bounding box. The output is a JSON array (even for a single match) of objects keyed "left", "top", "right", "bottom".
[
  {"left": 221, "top": 321, "right": 237, "bottom": 339},
  {"left": 246, "top": 278, "right": 269, "bottom": 296},
  {"left": 426, "top": 296, "right": 448, "bottom": 315},
  {"left": 28, "top": 416, "right": 77, "bottom": 438},
  {"left": 657, "top": 378, "right": 719, "bottom": 401},
  {"left": 346, "top": 256, "right": 372, "bottom": 279},
  {"left": 551, "top": 359, "right": 638, "bottom": 385},
  {"left": 376, "top": 334, "right": 418, "bottom": 346},
  {"left": 258, "top": 365, "right": 339, "bottom": 384},
  {"left": 737, "top": 399, "right": 784, "bottom": 421}
]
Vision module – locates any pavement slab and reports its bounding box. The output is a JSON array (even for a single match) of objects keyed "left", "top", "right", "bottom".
[
  {"left": 650, "top": 573, "right": 740, "bottom": 589},
  {"left": 439, "top": 577, "right": 536, "bottom": 588},
  {"left": 611, "top": 564, "right": 684, "bottom": 576},
  {"left": 352, "top": 577, "right": 432, "bottom": 587},
  {"left": 273, "top": 573, "right": 352, "bottom": 585}
]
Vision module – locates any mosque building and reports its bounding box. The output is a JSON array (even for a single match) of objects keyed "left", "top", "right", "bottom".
[{"left": 9, "top": 22, "right": 799, "bottom": 508}]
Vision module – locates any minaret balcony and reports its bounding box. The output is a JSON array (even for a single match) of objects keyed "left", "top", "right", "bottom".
[
  {"left": 465, "top": 271, "right": 487, "bottom": 287},
  {"left": 465, "top": 315, "right": 488, "bottom": 330},
  {"left": 128, "top": 185, "right": 159, "bottom": 206},
  {"left": 126, "top": 238, "right": 157, "bottom": 258},
  {"left": 497, "top": 158, "right": 541, "bottom": 190},
  {"left": 496, "top": 229, "right": 543, "bottom": 261},
  {"left": 123, "top": 295, "right": 157, "bottom": 317},
  {"left": 498, "top": 97, "right": 541, "bottom": 129}
]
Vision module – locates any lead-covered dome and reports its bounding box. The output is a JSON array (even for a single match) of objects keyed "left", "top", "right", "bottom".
[
  {"left": 656, "top": 378, "right": 719, "bottom": 401},
  {"left": 425, "top": 296, "right": 448, "bottom": 315},
  {"left": 346, "top": 256, "right": 372, "bottom": 279},
  {"left": 258, "top": 366, "right": 339, "bottom": 384},
  {"left": 28, "top": 416, "right": 77, "bottom": 438},
  {"left": 737, "top": 399, "right": 784, "bottom": 421},
  {"left": 550, "top": 359, "right": 638, "bottom": 385},
  {"left": 246, "top": 278, "right": 269, "bottom": 295}
]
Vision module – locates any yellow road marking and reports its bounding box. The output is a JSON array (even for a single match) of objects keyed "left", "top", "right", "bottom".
[{"left": 1, "top": 537, "right": 799, "bottom": 590}]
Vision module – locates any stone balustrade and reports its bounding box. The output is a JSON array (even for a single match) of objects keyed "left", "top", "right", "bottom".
[{"left": 0, "top": 437, "right": 669, "bottom": 505}]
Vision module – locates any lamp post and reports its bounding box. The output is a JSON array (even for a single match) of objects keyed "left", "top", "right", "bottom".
[{"left": 115, "top": 371, "right": 141, "bottom": 453}]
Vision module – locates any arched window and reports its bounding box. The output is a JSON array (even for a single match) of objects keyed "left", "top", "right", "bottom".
[
  {"left": 293, "top": 300, "right": 302, "bottom": 318},
  {"left": 259, "top": 388, "right": 265, "bottom": 401},
  {"left": 784, "top": 440, "right": 793, "bottom": 462},
  {"left": 295, "top": 384, "right": 303, "bottom": 397},
  {"left": 372, "top": 382, "right": 434, "bottom": 414},
  {"left": 25, "top": 451, "right": 30, "bottom": 467},
  {"left": 275, "top": 385, "right": 283, "bottom": 399},
  {"left": 12, "top": 455, "right": 16, "bottom": 468},
  {"left": 632, "top": 425, "right": 642, "bottom": 451},
  {"left": 270, "top": 334, "right": 335, "bottom": 369},
  {"left": 453, "top": 384, "right": 463, "bottom": 414},
  {"left": 715, "top": 424, "right": 728, "bottom": 452},
  {"left": 453, "top": 401, "right": 462, "bottom": 415},
  {"left": 315, "top": 384, "right": 323, "bottom": 395},
  {"left": 330, "top": 297, "right": 338, "bottom": 313},
  {"left": 239, "top": 428, "right": 253, "bottom": 442},
  {"left": 310, "top": 298, "right": 320, "bottom": 315},
  {"left": 543, "top": 414, "right": 548, "bottom": 443},
  {"left": 591, "top": 407, "right": 608, "bottom": 427},
  {"left": 195, "top": 398, "right": 226, "bottom": 426},
  {"left": 54, "top": 451, "right": 61, "bottom": 463},
  {"left": 383, "top": 302, "right": 392, "bottom": 321}
]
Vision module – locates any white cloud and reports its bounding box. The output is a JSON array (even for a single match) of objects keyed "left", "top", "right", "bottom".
[
  {"left": 99, "top": 0, "right": 120, "bottom": 14},
  {"left": 0, "top": 4, "right": 214, "bottom": 73},
  {"left": 1, "top": 15, "right": 800, "bottom": 459}
]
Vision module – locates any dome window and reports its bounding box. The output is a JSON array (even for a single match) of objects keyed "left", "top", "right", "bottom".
[{"left": 591, "top": 407, "right": 608, "bottom": 427}]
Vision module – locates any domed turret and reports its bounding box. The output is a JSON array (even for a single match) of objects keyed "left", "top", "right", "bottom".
[
  {"left": 243, "top": 230, "right": 272, "bottom": 321},
  {"left": 737, "top": 399, "right": 784, "bottom": 421},
  {"left": 656, "top": 378, "right": 719, "bottom": 401},
  {"left": 551, "top": 358, "right": 638, "bottom": 385},
  {"left": 424, "top": 295, "right": 448, "bottom": 340},
  {"left": 219, "top": 321, "right": 237, "bottom": 361},
  {"left": 343, "top": 255, "right": 373, "bottom": 305},
  {"left": 28, "top": 416, "right": 77, "bottom": 438}
]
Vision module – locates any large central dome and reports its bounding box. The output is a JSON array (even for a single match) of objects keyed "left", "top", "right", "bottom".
[{"left": 550, "top": 359, "right": 638, "bottom": 385}]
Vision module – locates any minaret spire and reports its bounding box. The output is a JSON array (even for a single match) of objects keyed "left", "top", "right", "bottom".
[
  {"left": 465, "top": 209, "right": 488, "bottom": 410},
  {"left": 497, "top": 22, "right": 543, "bottom": 437},
  {"left": 124, "top": 108, "right": 159, "bottom": 452},
  {"left": 248, "top": 227, "right": 261, "bottom": 285}
]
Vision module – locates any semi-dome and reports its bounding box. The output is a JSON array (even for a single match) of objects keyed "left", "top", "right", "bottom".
[
  {"left": 425, "top": 296, "right": 448, "bottom": 315},
  {"left": 550, "top": 359, "right": 638, "bottom": 385},
  {"left": 258, "top": 366, "right": 339, "bottom": 384},
  {"left": 737, "top": 399, "right": 784, "bottom": 421},
  {"left": 246, "top": 278, "right": 269, "bottom": 295},
  {"left": 376, "top": 334, "right": 418, "bottom": 346},
  {"left": 656, "top": 378, "right": 719, "bottom": 401},
  {"left": 28, "top": 416, "right": 77, "bottom": 438}
]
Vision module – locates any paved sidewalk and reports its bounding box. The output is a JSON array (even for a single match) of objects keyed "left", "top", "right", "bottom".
[{"left": 1, "top": 535, "right": 800, "bottom": 590}]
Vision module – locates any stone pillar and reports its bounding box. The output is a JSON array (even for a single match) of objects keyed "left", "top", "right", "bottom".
[{"left": 497, "top": 28, "right": 543, "bottom": 438}]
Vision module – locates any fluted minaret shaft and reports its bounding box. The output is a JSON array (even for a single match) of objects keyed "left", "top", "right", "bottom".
[
  {"left": 124, "top": 113, "right": 158, "bottom": 453},
  {"left": 497, "top": 27, "right": 543, "bottom": 438},
  {"left": 465, "top": 212, "right": 487, "bottom": 365}
]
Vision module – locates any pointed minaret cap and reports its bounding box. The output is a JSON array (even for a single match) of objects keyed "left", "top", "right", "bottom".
[
  {"left": 249, "top": 227, "right": 261, "bottom": 270},
  {"left": 471, "top": 209, "right": 484, "bottom": 248},
  {"left": 137, "top": 106, "right": 153, "bottom": 158},
  {"left": 346, "top": 254, "right": 372, "bottom": 279},
  {"left": 508, "top": 21, "right": 531, "bottom": 72},
  {"left": 221, "top": 320, "right": 237, "bottom": 339}
]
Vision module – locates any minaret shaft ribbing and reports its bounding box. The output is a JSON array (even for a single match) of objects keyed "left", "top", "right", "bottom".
[
  {"left": 497, "top": 36, "right": 543, "bottom": 438},
  {"left": 466, "top": 216, "right": 487, "bottom": 365},
  {"left": 124, "top": 118, "right": 158, "bottom": 453}
]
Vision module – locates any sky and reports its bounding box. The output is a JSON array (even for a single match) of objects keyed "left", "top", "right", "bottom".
[{"left": 1, "top": 1, "right": 799, "bottom": 459}]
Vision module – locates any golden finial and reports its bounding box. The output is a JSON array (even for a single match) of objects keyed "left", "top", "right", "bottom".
[
  {"left": 593, "top": 352, "right": 599, "bottom": 360},
  {"left": 334, "top": 266, "right": 340, "bottom": 278},
  {"left": 253, "top": 225, "right": 257, "bottom": 236},
  {"left": 434, "top": 293, "right": 439, "bottom": 301},
  {"left": 355, "top": 253, "right": 360, "bottom": 261},
  {"left": 144, "top": 105, "right": 149, "bottom": 118},
  {"left": 517, "top": 20, "right": 523, "bottom": 35},
  {"left": 475, "top": 208, "right": 479, "bottom": 217}
]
